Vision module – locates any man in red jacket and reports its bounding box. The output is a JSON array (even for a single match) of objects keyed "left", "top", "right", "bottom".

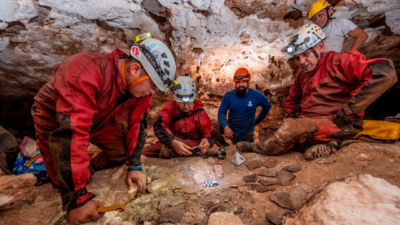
[
  {"left": 142, "top": 76, "right": 214, "bottom": 158},
  {"left": 237, "top": 24, "right": 397, "bottom": 159},
  {"left": 32, "top": 35, "right": 177, "bottom": 224}
]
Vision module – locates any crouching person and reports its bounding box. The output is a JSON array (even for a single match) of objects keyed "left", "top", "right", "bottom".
[
  {"left": 142, "top": 76, "right": 214, "bottom": 158},
  {"left": 32, "top": 36, "right": 177, "bottom": 224}
]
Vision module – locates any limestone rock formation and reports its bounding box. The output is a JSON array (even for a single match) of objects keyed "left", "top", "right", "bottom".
[
  {"left": 292, "top": 174, "right": 400, "bottom": 225},
  {"left": 0, "top": 0, "right": 399, "bottom": 130},
  {"left": 0, "top": 173, "right": 37, "bottom": 210}
]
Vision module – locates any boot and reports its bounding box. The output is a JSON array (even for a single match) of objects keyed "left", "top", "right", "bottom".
[
  {"left": 236, "top": 141, "right": 255, "bottom": 152},
  {"left": 304, "top": 140, "right": 340, "bottom": 160}
]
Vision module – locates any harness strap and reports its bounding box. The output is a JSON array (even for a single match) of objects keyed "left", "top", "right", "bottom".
[{"left": 169, "top": 108, "right": 205, "bottom": 127}]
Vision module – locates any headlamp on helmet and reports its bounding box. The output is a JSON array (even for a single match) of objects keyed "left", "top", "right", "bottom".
[
  {"left": 173, "top": 76, "right": 196, "bottom": 103},
  {"left": 284, "top": 24, "right": 326, "bottom": 56},
  {"left": 284, "top": 44, "right": 296, "bottom": 55},
  {"left": 175, "top": 93, "right": 194, "bottom": 102},
  {"left": 234, "top": 68, "right": 251, "bottom": 82}
]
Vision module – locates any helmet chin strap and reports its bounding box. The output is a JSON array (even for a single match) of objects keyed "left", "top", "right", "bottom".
[
  {"left": 322, "top": 7, "right": 332, "bottom": 29},
  {"left": 309, "top": 47, "right": 323, "bottom": 73}
]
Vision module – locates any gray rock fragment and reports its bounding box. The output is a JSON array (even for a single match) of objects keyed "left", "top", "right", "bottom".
[
  {"left": 259, "top": 179, "right": 278, "bottom": 186},
  {"left": 246, "top": 160, "right": 263, "bottom": 170},
  {"left": 256, "top": 186, "right": 276, "bottom": 193},
  {"left": 263, "top": 158, "right": 278, "bottom": 168},
  {"left": 300, "top": 183, "right": 314, "bottom": 193},
  {"left": 259, "top": 168, "right": 277, "bottom": 177},
  {"left": 268, "top": 192, "right": 295, "bottom": 210},
  {"left": 277, "top": 170, "right": 296, "bottom": 186},
  {"left": 243, "top": 174, "right": 257, "bottom": 182},
  {"left": 265, "top": 208, "right": 293, "bottom": 225},
  {"left": 282, "top": 164, "right": 301, "bottom": 172}
]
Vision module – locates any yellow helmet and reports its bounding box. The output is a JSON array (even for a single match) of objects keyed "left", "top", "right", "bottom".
[{"left": 308, "top": 0, "right": 331, "bottom": 20}]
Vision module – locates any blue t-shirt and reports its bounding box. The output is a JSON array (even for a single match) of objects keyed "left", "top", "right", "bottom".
[{"left": 218, "top": 88, "right": 271, "bottom": 136}]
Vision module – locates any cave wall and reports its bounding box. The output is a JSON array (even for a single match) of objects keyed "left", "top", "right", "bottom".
[{"left": 0, "top": 0, "right": 399, "bottom": 135}]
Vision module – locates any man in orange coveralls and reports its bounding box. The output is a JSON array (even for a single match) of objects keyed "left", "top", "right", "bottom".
[
  {"left": 142, "top": 76, "right": 214, "bottom": 158},
  {"left": 237, "top": 24, "right": 397, "bottom": 159},
  {"left": 32, "top": 34, "right": 177, "bottom": 224}
]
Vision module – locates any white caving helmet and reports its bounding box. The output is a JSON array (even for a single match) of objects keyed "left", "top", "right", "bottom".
[
  {"left": 284, "top": 24, "right": 326, "bottom": 56},
  {"left": 173, "top": 76, "right": 196, "bottom": 103},
  {"left": 130, "top": 33, "right": 177, "bottom": 92}
]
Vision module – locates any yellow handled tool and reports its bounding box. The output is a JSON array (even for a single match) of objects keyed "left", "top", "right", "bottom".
[{"left": 96, "top": 205, "right": 125, "bottom": 213}]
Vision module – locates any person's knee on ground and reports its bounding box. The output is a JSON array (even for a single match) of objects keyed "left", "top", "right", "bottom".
[
  {"left": 258, "top": 125, "right": 279, "bottom": 143},
  {"left": 304, "top": 140, "right": 341, "bottom": 160},
  {"left": 211, "top": 121, "right": 230, "bottom": 147},
  {"left": 237, "top": 118, "right": 318, "bottom": 155}
]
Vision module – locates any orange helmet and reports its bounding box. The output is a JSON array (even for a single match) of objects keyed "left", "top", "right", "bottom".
[{"left": 234, "top": 68, "right": 250, "bottom": 82}]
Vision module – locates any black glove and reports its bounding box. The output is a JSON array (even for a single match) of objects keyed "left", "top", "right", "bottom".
[
  {"left": 333, "top": 110, "right": 353, "bottom": 132},
  {"left": 333, "top": 105, "right": 363, "bottom": 133}
]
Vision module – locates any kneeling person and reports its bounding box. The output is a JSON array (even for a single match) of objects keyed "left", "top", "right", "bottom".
[{"left": 142, "top": 76, "right": 214, "bottom": 158}]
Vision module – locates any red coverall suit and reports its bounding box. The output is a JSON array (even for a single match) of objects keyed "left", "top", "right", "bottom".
[
  {"left": 254, "top": 50, "right": 397, "bottom": 155},
  {"left": 32, "top": 49, "right": 151, "bottom": 211},
  {"left": 142, "top": 99, "right": 213, "bottom": 158}
]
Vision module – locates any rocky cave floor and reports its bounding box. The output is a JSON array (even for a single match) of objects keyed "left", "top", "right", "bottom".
[{"left": 2, "top": 137, "right": 400, "bottom": 225}]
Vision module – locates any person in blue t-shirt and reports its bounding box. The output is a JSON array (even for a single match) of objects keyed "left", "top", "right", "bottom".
[{"left": 212, "top": 68, "right": 272, "bottom": 147}]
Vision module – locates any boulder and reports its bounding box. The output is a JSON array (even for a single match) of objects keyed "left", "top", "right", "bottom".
[{"left": 293, "top": 174, "right": 400, "bottom": 224}]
